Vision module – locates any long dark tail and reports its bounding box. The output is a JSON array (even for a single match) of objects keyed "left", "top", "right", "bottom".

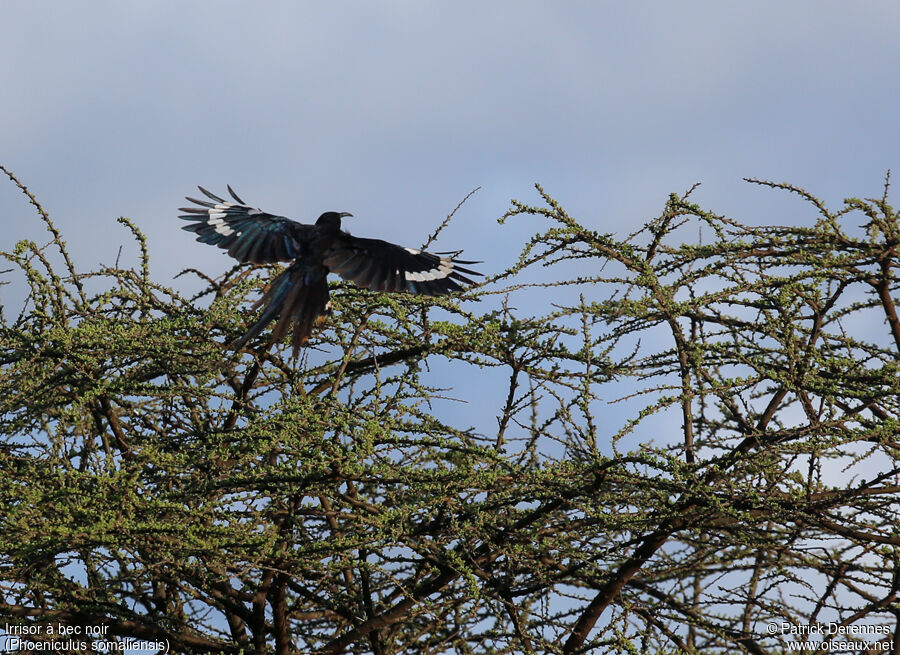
[{"left": 229, "top": 265, "right": 330, "bottom": 357}]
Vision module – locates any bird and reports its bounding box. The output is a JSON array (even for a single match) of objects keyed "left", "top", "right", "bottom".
[{"left": 179, "top": 185, "right": 481, "bottom": 356}]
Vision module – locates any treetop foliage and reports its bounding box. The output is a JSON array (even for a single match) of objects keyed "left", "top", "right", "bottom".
[{"left": 2, "top": 165, "right": 900, "bottom": 654}]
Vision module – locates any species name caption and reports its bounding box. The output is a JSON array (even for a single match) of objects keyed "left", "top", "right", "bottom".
[{"left": 3, "top": 623, "right": 169, "bottom": 653}]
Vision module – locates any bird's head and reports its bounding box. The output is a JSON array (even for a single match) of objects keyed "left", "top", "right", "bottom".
[{"left": 316, "top": 211, "right": 353, "bottom": 230}]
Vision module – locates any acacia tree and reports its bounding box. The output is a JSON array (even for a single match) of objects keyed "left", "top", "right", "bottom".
[{"left": 2, "top": 165, "right": 900, "bottom": 654}]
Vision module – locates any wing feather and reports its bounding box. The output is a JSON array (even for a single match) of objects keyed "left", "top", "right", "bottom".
[
  {"left": 179, "top": 186, "right": 310, "bottom": 264},
  {"left": 323, "top": 234, "right": 481, "bottom": 296}
]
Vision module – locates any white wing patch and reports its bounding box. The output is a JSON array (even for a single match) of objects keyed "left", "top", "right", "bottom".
[
  {"left": 404, "top": 257, "right": 453, "bottom": 282},
  {"left": 206, "top": 211, "right": 235, "bottom": 236},
  {"left": 213, "top": 223, "right": 235, "bottom": 236},
  {"left": 204, "top": 202, "right": 260, "bottom": 236}
]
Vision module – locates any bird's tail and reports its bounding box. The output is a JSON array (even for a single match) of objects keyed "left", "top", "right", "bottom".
[{"left": 228, "top": 265, "right": 330, "bottom": 357}]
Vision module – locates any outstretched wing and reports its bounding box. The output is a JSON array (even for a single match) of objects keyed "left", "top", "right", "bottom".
[
  {"left": 179, "top": 186, "right": 311, "bottom": 264},
  {"left": 322, "top": 234, "right": 481, "bottom": 295}
]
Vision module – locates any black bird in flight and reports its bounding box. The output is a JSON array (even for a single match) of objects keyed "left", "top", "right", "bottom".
[{"left": 180, "top": 186, "right": 481, "bottom": 355}]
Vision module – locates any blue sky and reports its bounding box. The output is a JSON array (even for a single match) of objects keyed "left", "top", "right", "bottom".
[
  {"left": 3, "top": 2, "right": 900, "bottom": 436},
  {"left": 4, "top": 2, "right": 899, "bottom": 279}
]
